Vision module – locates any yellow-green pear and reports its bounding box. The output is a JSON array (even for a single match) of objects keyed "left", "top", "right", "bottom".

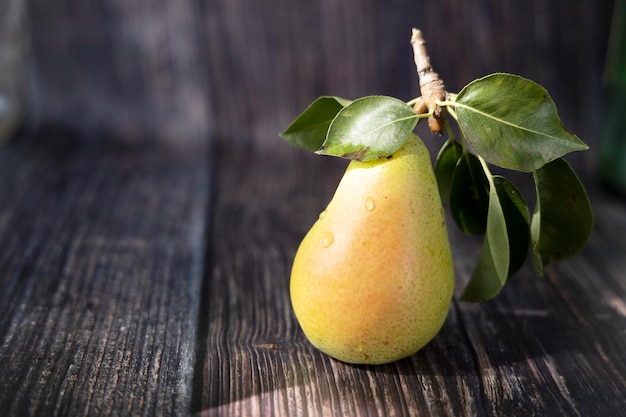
[{"left": 290, "top": 133, "right": 454, "bottom": 365}]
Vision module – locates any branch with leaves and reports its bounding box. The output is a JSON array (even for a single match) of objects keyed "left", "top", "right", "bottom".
[{"left": 280, "top": 29, "right": 593, "bottom": 302}]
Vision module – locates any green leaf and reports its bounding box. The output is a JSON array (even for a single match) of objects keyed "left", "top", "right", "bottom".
[
  {"left": 531, "top": 158, "right": 593, "bottom": 275},
  {"left": 434, "top": 138, "right": 463, "bottom": 203},
  {"left": 461, "top": 171, "right": 510, "bottom": 302},
  {"left": 454, "top": 73, "right": 589, "bottom": 172},
  {"left": 493, "top": 176, "right": 530, "bottom": 276},
  {"left": 317, "top": 96, "right": 419, "bottom": 161},
  {"left": 450, "top": 153, "right": 490, "bottom": 234},
  {"left": 280, "top": 96, "right": 351, "bottom": 151}
]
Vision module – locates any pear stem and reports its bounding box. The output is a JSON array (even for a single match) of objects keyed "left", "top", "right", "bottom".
[{"left": 411, "top": 29, "right": 447, "bottom": 136}]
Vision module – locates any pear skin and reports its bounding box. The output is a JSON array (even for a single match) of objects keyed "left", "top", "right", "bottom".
[{"left": 290, "top": 133, "right": 454, "bottom": 365}]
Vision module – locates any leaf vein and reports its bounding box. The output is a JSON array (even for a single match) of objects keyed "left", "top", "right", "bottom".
[
  {"left": 353, "top": 114, "right": 418, "bottom": 140},
  {"left": 452, "top": 102, "right": 569, "bottom": 143}
]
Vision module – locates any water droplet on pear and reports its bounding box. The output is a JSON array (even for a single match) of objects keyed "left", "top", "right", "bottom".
[{"left": 321, "top": 231, "right": 334, "bottom": 248}]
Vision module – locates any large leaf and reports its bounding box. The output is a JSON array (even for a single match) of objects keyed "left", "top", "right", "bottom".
[
  {"left": 317, "top": 96, "right": 419, "bottom": 161},
  {"left": 280, "top": 96, "right": 351, "bottom": 151},
  {"left": 434, "top": 138, "right": 463, "bottom": 203},
  {"left": 454, "top": 73, "right": 589, "bottom": 172},
  {"left": 531, "top": 158, "right": 593, "bottom": 275},
  {"left": 493, "top": 176, "right": 530, "bottom": 276},
  {"left": 450, "top": 153, "right": 490, "bottom": 235},
  {"left": 461, "top": 173, "right": 510, "bottom": 302}
]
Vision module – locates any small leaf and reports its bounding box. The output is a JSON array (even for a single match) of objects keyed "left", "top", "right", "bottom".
[
  {"left": 318, "top": 96, "right": 419, "bottom": 161},
  {"left": 434, "top": 138, "right": 463, "bottom": 203},
  {"left": 531, "top": 158, "right": 593, "bottom": 275},
  {"left": 280, "top": 96, "right": 351, "bottom": 151},
  {"left": 454, "top": 73, "right": 589, "bottom": 172},
  {"left": 493, "top": 176, "right": 530, "bottom": 276},
  {"left": 450, "top": 153, "right": 490, "bottom": 234},
  {"left": 461, "top": 174, "right": 510, "bottom": 302}
]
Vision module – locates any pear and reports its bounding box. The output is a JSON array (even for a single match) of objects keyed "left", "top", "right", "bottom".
[{"left": 290, "top": 133, "right": 454, "bottom": 365}]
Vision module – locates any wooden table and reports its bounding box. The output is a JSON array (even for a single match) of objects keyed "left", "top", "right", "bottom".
[{"left": 0, "top": 126, "right": 624, "bottom": 416}]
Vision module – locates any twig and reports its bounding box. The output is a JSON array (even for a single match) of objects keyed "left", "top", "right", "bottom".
[{"left": 411, "top": 29, "right": 447, "bottom": 135}]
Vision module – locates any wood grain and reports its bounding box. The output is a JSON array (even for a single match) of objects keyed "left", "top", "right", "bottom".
[
  {"left": 23, "top": 0, "right": 613, "bottom": 149},
  {"left": 26, "top": 0, "right": 212, "bottom": 144},
  {"left": 194, "top": 3, "right": 623, "bottom": 413},
  {"left": 196, "top": 139, "right": 626, "bottom": 416},
  {"left": 1, "top": 1, "right": 623, "bottom": 416},
  {"left": 202, "top": 0, "right": 613, "bottom": 154},
  {"left": 0, "top": 129, "right": 210, "bottom": 416}
]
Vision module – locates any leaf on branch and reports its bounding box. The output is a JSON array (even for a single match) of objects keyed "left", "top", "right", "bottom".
[
  {"left": 454, "top": 73, "right": 589, "bottom": 172},
  {"left": 493, "top": 176, "right": 530, "bottom": 276},
  {"left": 280, "top": 96, "right": 351, "bottom": 151},
  {"left": 531, "top": 158, "right": 593, "bottom": 275},
  {"left": 434, "top": 138, "right": 463, "bottom": 203},
  {"left": 450, "top": 153, "right": 490, "bottom": 235},
  {"left": 317, "top": 96, "right": 419, "bottom": 161},
  {"left": 461, "top": 173, "right": 510, "bottom": 302}
]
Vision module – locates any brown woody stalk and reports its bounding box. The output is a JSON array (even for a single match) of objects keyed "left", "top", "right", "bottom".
[{"left": 411, "top": 29, "right": 447, "bottom": 135}]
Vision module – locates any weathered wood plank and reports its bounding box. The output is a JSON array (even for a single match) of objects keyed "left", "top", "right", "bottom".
[
  {"left": 7, "top": 1, "right": 621, "bottom": 416},
  {"left": 447, "top": 197, "right": 626, "bottom": 416},
  {"left": 203, "top": 0, "right": 613, "bottom": 154},
  {"left": 197, "top": 138, "right": 626, "bottom": 416},
  {"left": 22, "top": 0, "right": 613, "bottom": 150},
  {"left": 26, "top": 0, "right": 212, "bottom": 144},
  {"left": 0, "top": 129, "right": 210, "bottom": 416}
]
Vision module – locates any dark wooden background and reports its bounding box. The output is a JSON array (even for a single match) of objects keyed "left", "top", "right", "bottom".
[
  {"left": 25, "top": 0, "right": 613, "bottom": 150},
  {"left": 1, "top": 0, "right": 624, "bottom": 416}
]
